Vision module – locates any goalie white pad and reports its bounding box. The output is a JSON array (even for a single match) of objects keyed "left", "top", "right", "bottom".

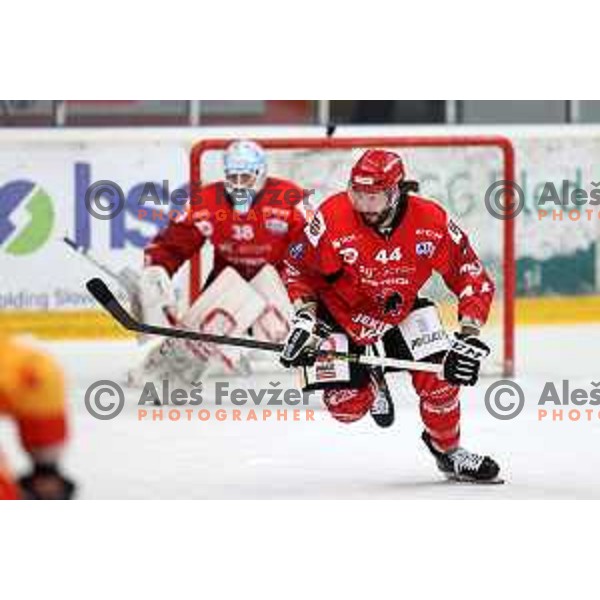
[
  {"left": 206, "top": 265, "right": 293, "bottom": 375},
  {"left": 131, "top": 267, "right": 267, "bottom": 386},
  {"left": 249, "top": 265, "right": 293, "bottom": 343}
]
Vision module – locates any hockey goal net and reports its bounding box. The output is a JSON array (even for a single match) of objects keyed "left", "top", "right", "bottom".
[{"left": 189, "top": 136, "right": 516, "bottom": 377}]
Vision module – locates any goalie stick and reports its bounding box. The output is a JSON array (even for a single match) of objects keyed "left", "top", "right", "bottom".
[
  {"left": 86, "top": 277, "right": 443, "bottom": 374},
  {"left": 64, "top": 236, "right": 140, "bottom": 298},
  {"left": 64, "top": 236, "right": 148, "bottom": 332}
]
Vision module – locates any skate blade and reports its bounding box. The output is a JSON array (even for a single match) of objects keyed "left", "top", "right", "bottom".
[{"left": 444, "top": 474, "right": 505, "bottom": 485}]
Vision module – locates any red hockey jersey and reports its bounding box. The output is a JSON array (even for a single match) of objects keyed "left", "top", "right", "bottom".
[
  {"left": 283, "top": 191, "right": 495, "bottom": 346},
  {"left": 145, "top": 177, "right": 306, "bottom": 281}
]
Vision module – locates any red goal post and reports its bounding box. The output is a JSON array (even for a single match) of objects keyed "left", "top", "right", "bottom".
[{"left": 189, "top": 135, "right": 516, "bottom": 377}]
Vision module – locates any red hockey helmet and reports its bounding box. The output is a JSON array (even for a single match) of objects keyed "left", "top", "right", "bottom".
[{"left": 348, "top": 150, "right": 405, "bottom": 220}]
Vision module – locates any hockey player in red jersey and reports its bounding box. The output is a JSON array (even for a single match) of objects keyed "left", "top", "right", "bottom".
[
  {"left": 137, "top": 140, "right": 307, "bottom": 382},
  {"left": 280, "top": 149, "right": 501, "bottom": 483},
  {"left": 143, "top": 139, "right": 306, "bottom": 292}
]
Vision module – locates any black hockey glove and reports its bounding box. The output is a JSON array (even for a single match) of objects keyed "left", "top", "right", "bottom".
[
  {"left": 442, "top": 333, "right": 490, "bottom": 386},
  {"left": 18, "top": 463, "right": 77, "bottom": 500},
  {"left": 280, "top": 309, "right": 332, "bottom": 368}
]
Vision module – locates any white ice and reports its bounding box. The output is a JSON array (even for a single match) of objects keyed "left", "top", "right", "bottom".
[{"left": 1, "top": 323, "right": 599, "bottom": 499}]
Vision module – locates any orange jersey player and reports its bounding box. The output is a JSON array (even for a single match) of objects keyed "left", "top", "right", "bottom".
[
  {"left": 0, "top": 337, "right": 75, "bottom": 500},
  {"left": 279, "top": 149, "right": 502, "bottom": 484}
]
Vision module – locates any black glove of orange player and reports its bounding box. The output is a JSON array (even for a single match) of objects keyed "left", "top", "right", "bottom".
[{"left": 18, "top": 463, "right": 76, "bottom": 500}]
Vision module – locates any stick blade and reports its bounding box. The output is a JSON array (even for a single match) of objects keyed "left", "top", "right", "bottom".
[
  {"left": 86, "top": 277, "right": 114, "bottom": 307},
  {"left": 85, "top": 277, "right": 141, "bottom": 332}
]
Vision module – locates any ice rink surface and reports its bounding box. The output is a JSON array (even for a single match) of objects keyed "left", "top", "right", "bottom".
[{"left": 2, "top": 323, "right": 599, "bottom": 499}]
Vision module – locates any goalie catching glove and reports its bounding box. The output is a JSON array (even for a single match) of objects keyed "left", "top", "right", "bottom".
[
  {"left": 280, "top": 307, "right": 332, "bottom": 368},
  {"left": 443, "top": 333, "right": 490, "bottom": 386}
]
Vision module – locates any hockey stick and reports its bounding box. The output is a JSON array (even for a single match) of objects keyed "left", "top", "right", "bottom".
[
  {"left": 64, "top": 237, "right": 140, "bottom": 298},
  {"left": 86, "top": 277, "right": 443, "bottom": 374},
  {"left": 65, "top": 236, "right": 147, "bottom": 334}
]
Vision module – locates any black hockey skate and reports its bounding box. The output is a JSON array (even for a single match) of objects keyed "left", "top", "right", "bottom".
[
  {"left": 369, "top": 369, "right": 395, "bottom": 428},
  {"left": 422, "top": 431, "right": 503, "bottom": 484}
]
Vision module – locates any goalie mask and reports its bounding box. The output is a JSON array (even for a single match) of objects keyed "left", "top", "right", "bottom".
[
  {"left": 223, "top": 140, "right": 267, "bottom": 214},
  {"left": 348, "top": 149, "right": 405, "bottom": 227}
]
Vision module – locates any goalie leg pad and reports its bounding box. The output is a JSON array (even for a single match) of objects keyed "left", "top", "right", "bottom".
[
  {"left": 249, "top": 265, "right": 293, "bottom": 343},
  {"left": 182, "top": 267, "right": 268, "bottom": 377},
  {"left": 134, "top": 267, "right": 267, "bottom": 384}
]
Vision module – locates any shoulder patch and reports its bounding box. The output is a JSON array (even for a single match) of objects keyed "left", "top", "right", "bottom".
[
  {"left": 305, "top": 210, "right": 326, "bottom": 247},
  {"left": 447, "top": 219, "right": 464, "bottom": 245}
]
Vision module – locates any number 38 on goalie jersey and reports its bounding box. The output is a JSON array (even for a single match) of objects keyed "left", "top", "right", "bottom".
[
  {"left": 283, "top": 191, "right": 495, "bottom": 346},
  {"left": 145, "top": 177, "right": 306, "bottom": 282}
]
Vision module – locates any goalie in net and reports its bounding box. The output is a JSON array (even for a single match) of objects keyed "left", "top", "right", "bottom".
[
  {"left": 135, "top": 140, "right": 307, "bottom": 384},
  {"left": 279, "top": 149, "right": 502, "bottom": 483}
]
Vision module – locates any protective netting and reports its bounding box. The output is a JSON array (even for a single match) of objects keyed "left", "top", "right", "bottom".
[{"left": 191, "top": 138, "right": 515, "bottom": 375}]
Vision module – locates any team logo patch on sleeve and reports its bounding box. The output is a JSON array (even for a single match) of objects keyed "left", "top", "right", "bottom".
[{"left": 289, "top": 242, "right": 306, "bottom": 259}]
